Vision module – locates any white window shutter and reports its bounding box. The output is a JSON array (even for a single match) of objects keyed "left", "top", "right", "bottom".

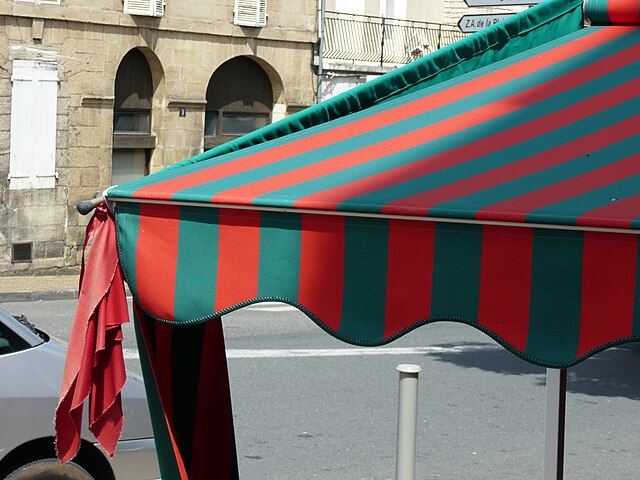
[
  {"left": 124, "top": 0, "right": 164, "bottom": 17},
  {"left": 153, "top": 0, "right": 164, "bottom": 16},
  {"left": 9, "top": 61, "right": 58, "bottom": 190},
  {"left": 234, "top": 0, "right": 267, "bottom": 27}
]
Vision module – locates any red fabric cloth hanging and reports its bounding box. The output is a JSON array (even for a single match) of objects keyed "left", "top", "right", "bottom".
[{"left": 55, "top": 203, "right": 129, "bottom": 463}]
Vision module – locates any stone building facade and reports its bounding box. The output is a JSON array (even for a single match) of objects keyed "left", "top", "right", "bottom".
[{"left": 0, "top": 0, "right": 317, "bottom": 272}]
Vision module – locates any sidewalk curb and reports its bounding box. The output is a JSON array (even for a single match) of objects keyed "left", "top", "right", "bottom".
[{"left": 0, "top": 290, "right": 79, "bottom": 303}]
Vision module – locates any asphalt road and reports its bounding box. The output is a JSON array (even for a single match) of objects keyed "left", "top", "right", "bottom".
[{"left": 2, "top": 298, "right": 639, "bottom": 479}]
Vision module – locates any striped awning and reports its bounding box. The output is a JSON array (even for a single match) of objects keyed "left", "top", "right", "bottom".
[
  {"left": 90, "top": 0, "right": 640, "bottom": 477},
  {"left": 110, "top": 21, "right": 640, "bottom": 368}
]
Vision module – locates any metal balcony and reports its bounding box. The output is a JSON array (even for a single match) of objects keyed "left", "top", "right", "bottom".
[{"left": 322, "top": 11, "right": 468, "bottom": 67}]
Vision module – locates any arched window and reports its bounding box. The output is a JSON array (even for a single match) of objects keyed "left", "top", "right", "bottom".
[
  {"left": 204, "top": 57, "right": 273, "bottom": 148},
  {"left": 112, "top": 49, "right": 153, "bottom": 184},
  {"left": 114, "top": 49, "right": 153, "bottom": 134}
]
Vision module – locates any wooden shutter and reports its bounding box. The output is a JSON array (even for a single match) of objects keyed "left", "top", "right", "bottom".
[
  {"left": 124, "top": 0, "right": 164, "bottom": 17},
  {"left": 234, "top": 0, "right": 267, "bottom": 27},
  {"left": 9, "top": 60, "right": 58, "bottom": 190}
]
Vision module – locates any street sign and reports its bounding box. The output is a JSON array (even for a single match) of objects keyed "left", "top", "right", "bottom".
[
  {"left": 464, "top": 0, "right": 541, "bottom": 5},
  {"left": 457, "top": 13, "right": 514, "bottom": 32}
]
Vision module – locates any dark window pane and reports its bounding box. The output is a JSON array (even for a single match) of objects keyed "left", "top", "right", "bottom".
[
  {"left": 114, "top": 111, "right": 150, "bottom": 133},
  {"left": 221, "top": 113, "right": 269, "bottom": 135},
  {"left": 112, "top": 148, "right": 148, "bottom": 185},
  {"left": 204, "top": 111, "right": 218, "bottom": 136}
]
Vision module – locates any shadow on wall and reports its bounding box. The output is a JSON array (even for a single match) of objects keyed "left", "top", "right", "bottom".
[{"left": 426, "top": 341, "right": 640, "bottom": 400}]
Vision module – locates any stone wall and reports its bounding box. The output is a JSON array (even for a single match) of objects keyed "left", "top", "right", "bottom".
[{"left": 0, "top": 0, "right": 317, "bottom": 272}]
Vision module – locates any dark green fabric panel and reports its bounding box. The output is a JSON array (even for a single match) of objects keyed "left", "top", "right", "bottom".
[
  {"left": 114, "top": 202, "right": 140, "bottom": 295},
  {"left": 339, "top": 217, "right": 388, "bottom": 342},
  {"left": 525, "top": 229, "right": 583, "bottom": 364},
  {"left": 171, "top": 322, "right": 207, "bottom": 474},
  {"left": 584, "top": 0, "right": 611, "bottom": 25},
  {"left": 257, "top": 211, "right": 302, "bottom": 299},
  {"left": 174, "top": 207, "right": 219, "bottom": 320},
  {"left": 155, "top": 0, "right": 583, "bottom": 174},
  {"left": 429, "top": 223, "right": 483, "bottom": 321},
  {"left": 133, "top": 311, "right": 183, "bottom": 480}
]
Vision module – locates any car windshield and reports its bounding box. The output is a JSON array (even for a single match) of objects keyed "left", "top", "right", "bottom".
[
  {"left": 0, "top": 308, "right": 47, "bottom": 354},
  {"left": 0, "top": 319, "right": 31, "bottom": 355}
]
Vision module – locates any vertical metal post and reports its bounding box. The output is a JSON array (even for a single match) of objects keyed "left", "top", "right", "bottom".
[
  {"left": 380, "top": 16, "right": 386, "bottom": 65},
  {"left": 544, "top": 368, "right": 567, "bottom": 480},
  {"left": 395, "top": 364, "right": 421, "bottom": 480},
  {"left": 316, "top": 0, "right": 326, "bottom": 102}
]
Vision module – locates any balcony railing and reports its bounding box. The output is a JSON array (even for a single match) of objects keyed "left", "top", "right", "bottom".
[{"left": 323, "top": 11, "right": 468, "bottom": 66}]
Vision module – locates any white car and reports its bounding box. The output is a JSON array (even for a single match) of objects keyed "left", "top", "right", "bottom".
[{"left": 0, "top": 306, "right": 160, "bottom": 480}]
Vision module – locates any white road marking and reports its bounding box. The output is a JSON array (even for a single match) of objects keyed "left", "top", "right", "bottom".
[
  {"left": 244, "top": 302, "right": 297, "bottom": 312},
  {"left": 123, "top": 344, "right": 499, "bottom": 360}
]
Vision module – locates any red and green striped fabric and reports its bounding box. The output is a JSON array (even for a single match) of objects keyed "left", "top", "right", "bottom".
[
  {"left": 103, "top": 1, "right": 640, "bottom": 477},
  {"left": 585, "top": 0, "right": 640, "bottom": 25},
  {"left": 116, "top": 203, "right": 640, "bottom": 368},
  {"left": 111, "top": 21, "right": 640, "bottom": 366},
  {"left": 111, "top": 26, "right": 640, "bottom": 232}
]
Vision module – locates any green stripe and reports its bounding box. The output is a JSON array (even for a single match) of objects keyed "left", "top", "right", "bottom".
[
  {"left": 257, "top": 211, "right": 302, "bottom": 299},
  {"left": 115, "top": 202, "right": 141, "bottom": 296},
  {"left": 585, "top": 0, "right": 611, "bottom": 24},
  {"left": 339, "top": 217, "right": 388, "bottom": 343},
  {"left": 174, "top": 206, "right": 219, "bottom": 321},
  {"left": 633, "top": 238, "right": 640, "bottom": 337},
  {"left": 525, "top": 229, "right": 583, "bottom": 364},
  {"left": 430, "top": 222, "right": 482, "bottom": 321},
  {"left": 133, "top": 313, "right": 183, "bottom": 480}
]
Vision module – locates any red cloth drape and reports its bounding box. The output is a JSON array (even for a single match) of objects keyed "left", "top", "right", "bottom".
[{"left": 55, "top": 203, "right": 129, "bottom": 462}]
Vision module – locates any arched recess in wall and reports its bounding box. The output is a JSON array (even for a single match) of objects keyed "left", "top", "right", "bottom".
[
  {"left": 204, "top": 55, "right": 283, "bottom": 150},
  {"left": 112, "top": 47, "right": 164, "bottom": 185}
]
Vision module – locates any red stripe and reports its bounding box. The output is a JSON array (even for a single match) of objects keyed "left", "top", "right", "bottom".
[
  {"left": 477, "top": 225, "right": 532, "bottom": 352},
  {"left": 476, "top": 147, "right": 640, "bottom": 223},
  {"left": 190, "top": 320, "right": 236, "bottom": 479},
  {"left": 383, "top": 77, "right": 640, "bottom": 214},
  {"left": 298, "top": 214, "right": 345, "bottom": 332},
  {"left": 577, "top": 232, "right": 637, "bottom": 357},
  {"left": 294, "top": 40, "right": 640, "bottom": 212},
  {"left": 215, "top": 208, "right": 260, "bottom": 311},
  {"left": 134, "top": 305, "right": 189, "bottom": 480},
  {"left": 577, "top": 193, "right": 640, "bottom": 229},
  {"left": 384, "top": 220, "right": 435, "bottom": 338},
  {"left": 131, "top": 28, "right": 627, "bottom": 202},
  {"left": 608, "top": 0, "right": 640, "bottom": 24},
  {"left": 135, "top": 204, "right": 180, "bottom": 321}
]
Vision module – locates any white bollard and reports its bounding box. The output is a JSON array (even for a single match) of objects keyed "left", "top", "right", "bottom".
[{"left": 395, "top": 364, "right": 422, "bottom": 480}]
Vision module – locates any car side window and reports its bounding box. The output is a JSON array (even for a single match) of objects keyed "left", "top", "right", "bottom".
[{"left": 0, "top": 321, "right": 30, "bottom": 355}]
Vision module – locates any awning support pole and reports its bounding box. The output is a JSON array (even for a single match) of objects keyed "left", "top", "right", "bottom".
[
  {"left": 543, "top": 368, "right": 567, "bottom": 480},
  {"left": 395, "top": 364, "right": 422, "bottom": 480}
]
